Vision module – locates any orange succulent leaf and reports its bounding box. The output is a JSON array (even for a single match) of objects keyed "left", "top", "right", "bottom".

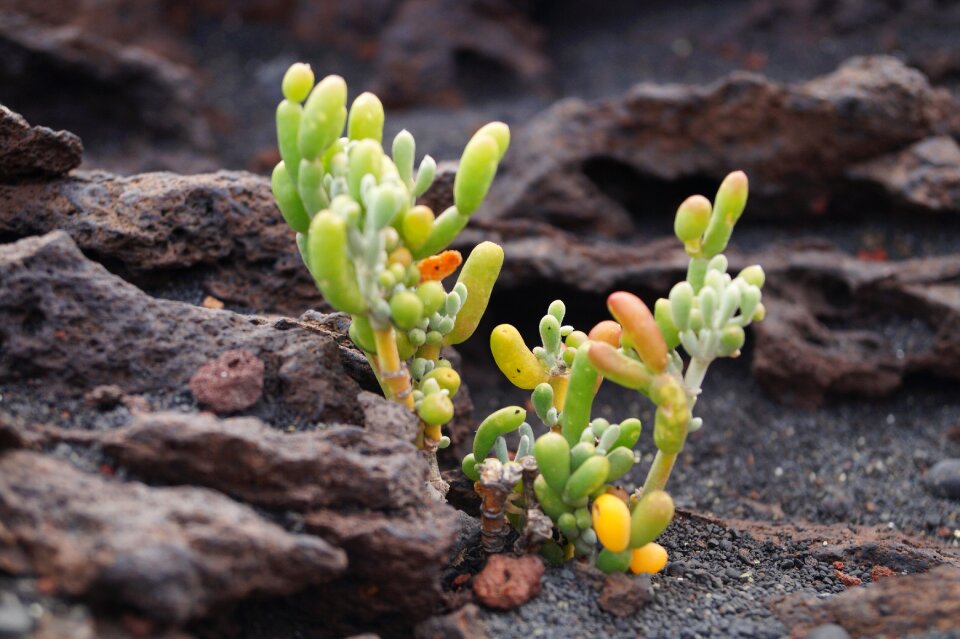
[{"left": 418, "top": 250, "right": 463, "bottom": 282}]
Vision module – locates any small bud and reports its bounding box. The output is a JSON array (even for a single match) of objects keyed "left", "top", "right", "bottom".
[
  {"left": 418, "top": 392, "right": 454, "bottom": 426},
  {"left": 738, "top": 264, "right": 765, "bottom": 288},
  {"left": 282, "top": 62, "right": 315, "bottom": 103},
  {"left": 454, "top": 133, "right": 501, "bottom": 216},
  {"left": 562, "top": 455, "right": 609, "bottom": 504},
  {"left": 719, "top": 325, "right": 746, "bottom": 356},
  {"left": 570, "top": 442, "right": 596, "bottom": 471},
  {"left": 630, "top": 543, "right": 669, "bottom": 574},
  {"left": 400, "top": 205, "right": 434, "bottom": 250},
  {"left": 752, "top": 302, "right": 766, "bottom": 322},
  {"left": 674, "top": 194, "right": 712, "bottom": 243},
  {"left": 408, "top": 328, "right": 426, "bottom": 346},
  {"left": 389, "top": 291, "right": 423, "bottom": 330},
  {"left": 445, "top": 291, "right": 463, "bottom": 316},
  {"left": 347, "top": 92, "right": 385, "bottom": 142},
  {"left": 413, "top": 155, "right": 436, "bottom": 197},
  {"left": 629, "top": 490, "right": 674, "bottom": 548},
  {"left": 548, "top": 299, "right": 566, "bottom": 324},
  {"left": 668, "top": 282, "right": 694, "bottom": 331},
  {"left": 423, "top": 367, "right": 461, "bottom": 396},
  {"left": 592, "top": 494, "right": 631, "bottom": 553},
  {"left": 474, "top": 121, "right": 511, "bottom": 159},
  {"left": 392, "top": 129, "right": 416, "bottom": 186},
  {"left": 415, "top": 280, "right": 446, "bottom": 316},
  {"left": 699, "top": 287, "right": 717, "bottom": 329},
  {"left": 654, "top": 298, "right": 680, "bottom": 350},
  {"left": 540, "top": 314, "right": 562, "bottom": 354},
  {"left": 534, "top": 432, "right": 571, "bottom": 495}
]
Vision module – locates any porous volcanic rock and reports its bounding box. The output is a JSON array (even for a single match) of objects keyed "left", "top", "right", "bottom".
[
  {"left": 0, "top": 13, "right": 207, "bottom": 150},
  {"left": 305, "top": 503, "right": 460, "bottom": 625},
  {"left": 0, "top": 231, "right": 363, "bottom": 424},
  {"left": 0, "top": 105, "right": 82, "bottom": 181},
  {"left": 0, "top": 450, "right": 346, "bottom": 624},
  {"left": 772, "top": 565, "right": 960, "bottom": 638},
  {"left": 481, "top": 56, "right": 960, "bottom": 234},
  {"left": 373, "top": 0, "right": 549, "bottom": 107},
  {"left": 453, "top": 222, "right": 960, "bottom": 406},
  {"left": 101, "top": 411, "right": 428, "bottom": 511},
  {"left": 0, "top": 169, "right": 321, "bottom": 315},
  {"left": 848, "top": 135, "right": 960, "bottom": 213}
]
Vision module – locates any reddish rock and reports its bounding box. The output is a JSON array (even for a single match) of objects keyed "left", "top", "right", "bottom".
[
  {"left": 870, "top": 565, "right": 895, "bottom": 582},
  {"left": 598, "top": 573, "right": 654, "bottom": 617},
  {"left": 472, "top": 554, "right": 544, "bottom": 610},
  {"left": 0, "top": 104, "right": 82, "bottom": 180},
  {"left": 189, "top": 349, "right": 265, "bottom": 413},
  {"left": 834, "top": 571, "right": 863, "bottom": 588}
]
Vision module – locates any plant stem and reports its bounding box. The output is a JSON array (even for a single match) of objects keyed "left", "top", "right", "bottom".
[
  {"left": 373, "top": 326, "right": 414, "bottom": 409},
  {"left": 640, "top": 356, "right": 711, "bottom": 497}
]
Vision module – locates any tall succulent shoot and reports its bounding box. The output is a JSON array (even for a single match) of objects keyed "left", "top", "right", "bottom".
[
  {"left": 463, "top": 171, "right": 765, "bottom": 574},
  {"left": 272, "top": 63, "right": 509, "bottom": 494}
]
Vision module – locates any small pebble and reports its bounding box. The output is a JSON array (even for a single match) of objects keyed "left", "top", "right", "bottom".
[{"left": 925, "top": 459, "right": 960, "bottom": 500}]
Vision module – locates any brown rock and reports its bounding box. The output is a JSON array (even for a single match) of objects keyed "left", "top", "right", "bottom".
[
  {"left": 373, "top": 0, "right": 549, "bottom": 107},
  {"left": 0, "top": 13, "right": 208, "bottom": 154},
  {"left": 0, "top": 232, "right": 364, "bottom": 425},
  {"left": 472, "top": 554, "right": 544, "bottom": 610},
  {"left": 870, "top": 565, "right": 895, "bottom": 582},
  {"left": 849, "top": 135, "right": 960, "bottom": 213},
  {"left": 773, "top": 565, "right": 960, "bottom": 638},
  {"left": 189, "top": 350, "right": 265, "bottom": 414},
  {"left": 0, "top": 105, "right": 82, "bottom": 181},
  {"left": 103, "top": 411, "right": 427, "bottom": 511},
  {"left": 0, "top": 451, "right": 346, "bottom": 623},
  {"left": 0, "top": 170, "right": 321, "bottom": 316},
  {"left": 481, "top": 56, "right": 959, "bottom": 234},
  {"left": 305, "top": 503, "right": 461, "bottom": 623},
  {"left": 598, "top": 573, "right": 653, "bottom": 617}
]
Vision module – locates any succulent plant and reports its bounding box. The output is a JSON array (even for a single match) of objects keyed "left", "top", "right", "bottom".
[
  {"left": 463, "top": 171, "right": 765, "bottom": 574},
  {"left": 272, "top": 62, "right": 509, "bottom": 496}
]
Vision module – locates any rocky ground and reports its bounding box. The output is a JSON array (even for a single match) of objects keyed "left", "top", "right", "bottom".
[{"left": 2, "top": 2, "right": 960, "bottom": 638}]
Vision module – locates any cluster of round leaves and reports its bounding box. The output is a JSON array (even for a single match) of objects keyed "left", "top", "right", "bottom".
[
  {"left": 271, "top": 62, "right": 509, "bottom": 431},
  {"left": 464, "top": 171, "right": 767, "bottom": 576}
]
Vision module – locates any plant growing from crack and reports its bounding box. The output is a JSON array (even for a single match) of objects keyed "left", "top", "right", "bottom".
[
  {"left": 463, "top": 171, "right": 765, "bottom": 573},
  {"left": 272, "top": 63, "right": 509, "bottom": 496}
]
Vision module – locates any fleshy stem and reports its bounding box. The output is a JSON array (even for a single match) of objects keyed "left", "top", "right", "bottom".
[
  {"left": 373, "top": 326, "right": 414, "bottom": 409},
  {"left": 640, "top": 356, "right": 711, "bottom": 497},
  {"left": 417, "top": 343, "right": 442, "bottom": 361}
]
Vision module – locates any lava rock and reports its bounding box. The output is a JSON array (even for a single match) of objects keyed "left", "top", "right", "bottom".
[
  {"left": 0, "top": 104, "right": 81, "bottom": 181},
  {"left": 849, "top": 136, "right": 960, "bottom": 213},
  {"left": 102, "top": 411, "right": 428, "bottom": 511},
  {"left": 305, "top": 504, "right": 461, "bottom": 625},
  {"left": 924, "top": 458, "right": 960, "bottom": 500},
  {"left": 0, "top": 169, "right": 320, "bottom": 316},
  {"left": 473, "top": 555, "right": 545, "bottom": 610},
  {"left": 0, "top": 232, "right": 363, "bottom": 425},
  {"left": 0, "top": 450, "right": 346, "bottom": 623},
  {"left": 481, "top": 56, "right": 959, "bottom": 234},
  {"left": 773, "top": 565, "right": 960, "bottom": 638},
  {"left": 598, "top": 573, "right": 653, "bottom": 617},
  {"left": 189, "top": 349, "right": 265, "bottom": 414},
  {"left": 373, "top": 0, "right": 549, "bottom": 107}
]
